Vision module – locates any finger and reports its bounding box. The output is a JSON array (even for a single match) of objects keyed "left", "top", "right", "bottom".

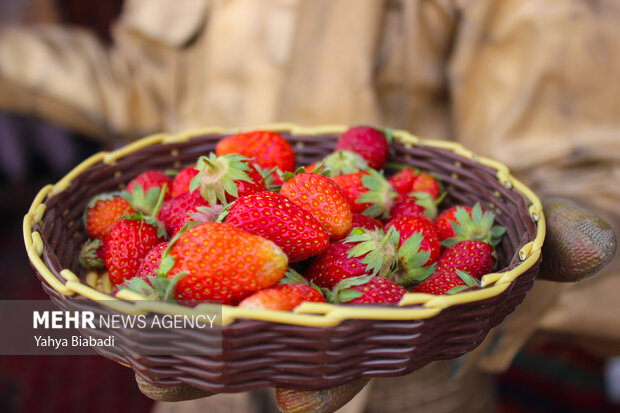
[
  {"left": 539, "top": 197, "right": 617, "bottom": 282},
  {"left": 135, "top": 373, "right": 215, "bottom": 402},
  {"left": 275, "top": 378, "right": 370, "bottom": 413}
]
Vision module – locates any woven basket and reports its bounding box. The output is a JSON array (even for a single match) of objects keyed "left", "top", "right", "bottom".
[{"left": 23, "top": 124, "right": 545, "bottom": 393}]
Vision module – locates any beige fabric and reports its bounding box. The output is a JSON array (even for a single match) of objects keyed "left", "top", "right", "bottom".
[{"left": 1, "top": 0, "right": 619, "bottom": 392}]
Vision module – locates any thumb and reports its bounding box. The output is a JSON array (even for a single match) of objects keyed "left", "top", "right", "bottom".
[
  {"left": 539, "top": 197, "right": 616, "bottom": 282},
  {"left": 275, "top": 378, "right": 370, "bottom": 413}
]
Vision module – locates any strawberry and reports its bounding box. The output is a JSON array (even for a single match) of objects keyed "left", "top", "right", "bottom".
[
  {"left": 83, "top": 193, "right": 135, "bottom": 241},
  {"left": 304, "top": 228, "right": 399, "bottom": 288},
  {"left": 412, "top": 269, "right": 480, "bottom": 295},
  {"left": 238, "top": 269, "right": 325, "bottom": 310},
  {"left": 433, "top": 240, "right": 496, "bottom": 281},
  {"left": 135, "top": 242, "right": 169, "bottom": 281},
  {"left": 171, "top": 165, "right": 199, "bottom": 197},
  {"left": 389, "top": 192, "right": 440, "bottom": 221},
  {"left": 162, "top": 223, "right": 288, "bottom": 304},
  {"left": 105, "top": 218, "right": 166, "bottom": 285},
  {"left": 351, "top": 213, "right": 383, "bottom": 231},
  {"left": 157, "top": 191, "right": 209, "bottom": 236},
  {"left": 411, "top": 172, "right": 441, "bottom": 200},
  {"left": 216, "top": 130, "right": 296, "bottom": 172},
  {"left": 332, "top": 170, "right": 396, "bottom": 218},
  {"left": 238, "top": 283, "right": 326, "bottom": 310},
  {"left": 335, "top": 126, "right": 391, "bottom": 170},
  {"left": 388, "top": 168, "right": 418, "bottom": 195},
  {"left": 190, "top": 153, "right": 266, "bottom": 206},
  {"left": 385, "top": 215, "right": 441, "bottom": 286},
  {"left": 279, "top": 172, "right": 352, "bottom": 239},
  {"left": 435, "top": 203, "right": 506, "bottom": 247},
  {"left": 79, "top": 238, "right": 106, "bottom": 270},
  {"left": 435, "top": 206, "right": 472, "bottom": 241},
  {"left": 388, "top": 168, "right": 441, "bottom": 199},
  {"left": 330, "top": 275, "right": 406, "bottom": 305},
  {"left": 224, "top": 191, "right": 329, "bottom": 262},
  {"left": 126, "top": 171, "right": 172, "bottom": 201}
]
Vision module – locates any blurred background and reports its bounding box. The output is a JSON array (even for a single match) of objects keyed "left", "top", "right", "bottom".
[{"left": 1, "top": 0, "right": 619, "bottom": 412}]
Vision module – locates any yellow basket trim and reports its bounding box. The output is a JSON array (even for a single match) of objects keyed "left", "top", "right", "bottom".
[
  {"left": 163, "top": 128, "right": 226, "bottom": 144},
  {"left": 423, "top": 283, "right": 510, "bottom": 309},
  {"left": 31, "top": 231, "right": 44, "bottom": 256},
  {"left": 115, "top": 289, "right": 149, "bottom": 301},
  {"left": 480, "top": 272, "right": 503, "bottom": 287},
  {"left": 103, "top": 133, "right": 168, "bottom": 164},
  {"left": 24, "top": 124, "right": 546, "bottom": 326}
]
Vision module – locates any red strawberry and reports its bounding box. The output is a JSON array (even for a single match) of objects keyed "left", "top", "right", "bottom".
[
  {"left": 411, "top": 172, "right": 440, "bottom": 200},
  {"left": 164, "top": 223, "right": 288, "bottom": 304},
  {"left": 216, "top": 130, "right": 296, "bottom": 172},
  {"left": 305, "top": 228, "right": 398, "bottom": 288},
  {"left": 171, "top": 165, "right": 199, "bottom": 197},
  {"left": 332, "top": 170, "right": 396, "bottom": 218},
  {"left": 435, "top": 206, "right": 472, "bottom": 241},
  {"left": 279, "top": 172, "right": 352, "bottom": 239},
  {"left": 126, "top": 171, "right": 172, "bottom": 201},
  {"left": 388, "top": 168, "right": 440, "bottom": 200},
  {"left": 190, "top": 153, "right": 266, "bottom": 206},
  {"left": 105, "top": 219, "right": 166, "bottom": 285},
  {"left": 134, "top": 241, "right": 169, "bottom": 282},
  {"left": 225, "top": 191, "right": 329, "bottom": 262},
  {"left": 385, "top": 215, "right": 441, "bottom": 286},
  {"left": 331, "top": 275, "right": 406, "bottom": 305},
  {"left": 238, "top": 284, "right": 325, "bottom": 310},
  {"left": 351, "top": 213, "right": 383, "bottom": 231},
  {"left": 335, "top": 126, "right": 390, "bottom": 170},
  {"left": 388, "top": 168, "right": 418, "bottom": 195},
  {"left": 157, "top": 191, "right": 209, "bottom": 236},
  {"left": 84, "top": 193, "right": 135, "bottom": 241},
  {"left": 332, "top": 172, "right": 370, "bottom": 214},
  {"left": 412, "top": 268, "right": 480, "bottom": 295},
  {"left": 389, "top": 192, "right": 438, "bottom": 221},
  {"left": 433, "top": 240, "right": 496, "bottom": 280},
  {"left": 435, "top": 203, "right": 506, "bottom": 247}
]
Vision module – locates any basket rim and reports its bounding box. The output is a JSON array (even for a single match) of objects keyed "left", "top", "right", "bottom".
[{"left": 23, "top": 123, "right": 545, "bottom": 327}]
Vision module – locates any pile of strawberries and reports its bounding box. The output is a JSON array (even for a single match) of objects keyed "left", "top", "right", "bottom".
[{"left": 79, "top": 127, "right": 506, "bottom": 311}]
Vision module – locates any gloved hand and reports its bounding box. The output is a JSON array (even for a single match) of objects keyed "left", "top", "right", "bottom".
[{"left": 137, "top": 197, "right": 617, "bottom": 413}]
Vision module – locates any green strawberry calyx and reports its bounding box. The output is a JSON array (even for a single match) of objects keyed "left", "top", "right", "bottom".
[
  {"left": 280, "top": 165, "right": 331, "bottom": 185},
  {"left": 121, "top": 182, "right": 166, "bottom": 217},
  {"left": 343, "top": 227, "right": 399, "bottom": 278},
  {"left": 403, "top": 191, "right": 446, "bottom": 220},
  {"left": 78, "top": 238, "right": 105, "bottom": 270},
  {"left": 392, "top": 231, "right": 437, "bottom": 287},
  {"left": 254, "top": 164, "right": 284, "bottom": 192},
  {"left": 278, "top": 268, "right": 325, "bottom": 298},
  {"left": 190, "top": 153, "right": 253, "bottom": 206},
  {"left": 441, "top": 203, "right": 507, "bottom": 248},
  {"left": 121, "top": 184, "right": 169, "bottom": 239},
  {"left": 320, "top": 150, "right": 369, "bottom": 177},
  {"left": 120, "top": 271, "right": 187, "bottom": 302},
  {"left": 189, "top": 205, "right": 227, "bottom": 224},
  {"left": 446, "top": 270, "right": 480, "bottom": 294},
  {"left": 327, "top": 275, "right": 374, "bottom": 303},
  {"left": 357, "top": 169, "right": 397, "bottom": 219}
]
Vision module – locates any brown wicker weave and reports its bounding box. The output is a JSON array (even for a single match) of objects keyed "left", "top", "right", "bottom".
[{"left": 24, "top": 125, "right": 543, "bottom": 393}]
